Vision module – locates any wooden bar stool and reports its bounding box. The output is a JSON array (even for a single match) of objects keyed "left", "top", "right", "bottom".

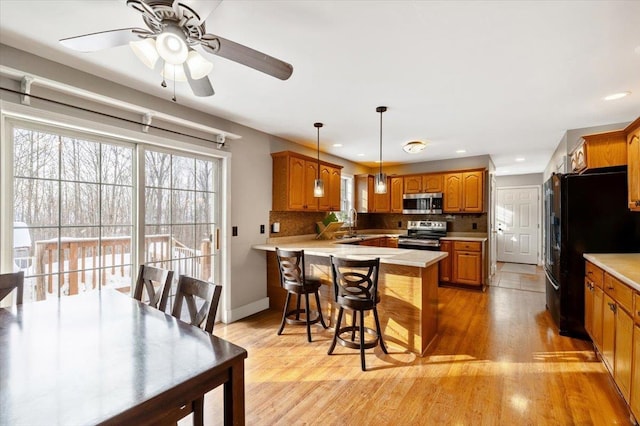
[
  {"left": 275, "top": 248, "right": 327, "bottom": 342},
  {"left": 328, "top": 256, "right": 388, "bottom": 371}
]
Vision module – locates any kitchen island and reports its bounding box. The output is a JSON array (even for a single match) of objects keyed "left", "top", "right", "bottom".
[{"left": 252, "top": 237, "right": 447, "bottom": 356}]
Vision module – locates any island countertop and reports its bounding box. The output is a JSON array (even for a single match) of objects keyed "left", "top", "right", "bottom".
[
  {"left": 252, "top": 239, "right": 447, "bottom": 269},
  {"left": 583, "top": 253, "right": 640, "bottom": 292}
]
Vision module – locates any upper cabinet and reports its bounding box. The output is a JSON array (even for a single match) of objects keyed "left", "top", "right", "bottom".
[
  {"left": 570, "top": 130, "right": 627, "bottom": 173},
  {"left": 403, "top": 173, "right": 443, "bottom": 194},
  {"left": 271, "top": 151, "right": 342, "bottom": 212},
  {"left": 355, "top": 174, "right": 401, "bottom": 213},
  {"left": 390, "top": 176, "right": 404, "bottom": 213},
  {"left": 443, "top": 170, "right": 484, "bottom": 213},
  {"left": 625, "top": 117, "right": 640, "bottom": 211}
]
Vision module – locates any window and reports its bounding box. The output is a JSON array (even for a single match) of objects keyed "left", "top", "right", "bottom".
[
  {"left": 335, "top": 175, "right": 354, "bottom": 225},
  {"left": 6, "top": 120, "right": 221, "bottom": 304},
  {"left": 12, "top": 125, "right": 133, "bottom": 301}
]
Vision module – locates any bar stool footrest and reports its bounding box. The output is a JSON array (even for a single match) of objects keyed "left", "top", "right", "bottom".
[
  {"left": 336, "top": 326, "right": 379, "bottom": 350},
  {"left": 284, "top": 308, "right": 321, "bottom": 326}
]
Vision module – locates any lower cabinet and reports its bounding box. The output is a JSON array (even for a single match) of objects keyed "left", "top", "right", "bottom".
[
  {"left": 355, "top": 236, "right": 398, "bottom": 248},
  {"left": 439, "top": 239, "right": 484, "bottom": 288},
  {"left": 584, "top": 260, "right": 640, "bottom": 420}
]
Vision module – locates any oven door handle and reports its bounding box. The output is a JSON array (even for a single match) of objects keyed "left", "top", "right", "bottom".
[{"left": 545, "top": 269, "right": 560, "bottom": 291}]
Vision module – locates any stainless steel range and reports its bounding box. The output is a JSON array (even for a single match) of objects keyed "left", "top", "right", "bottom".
[{"left": 398, "top": 220, "right": 447, "bottom": 251}]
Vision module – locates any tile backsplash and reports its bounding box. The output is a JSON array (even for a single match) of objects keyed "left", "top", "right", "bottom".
[{"left": 269, "top": 211, "right": 487, "bottom": 237}]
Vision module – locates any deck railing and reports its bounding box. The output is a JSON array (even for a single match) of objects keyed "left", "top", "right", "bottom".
[{"left": 32, "top": 234, "right": 211, "bottom": 300}]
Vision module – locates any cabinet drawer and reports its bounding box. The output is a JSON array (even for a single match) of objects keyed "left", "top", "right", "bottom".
[
  {"left": 453, "top": 241, "right": 481, "bottom": 252},
  {"left": 635, "top": 293, "right": 640, "bottom": 324},
  {"left": 604, "top": 273, "right": 633, "bottom": 314},
  {"left": 585, "top": 262, "right": 604, "bottom": 289}
]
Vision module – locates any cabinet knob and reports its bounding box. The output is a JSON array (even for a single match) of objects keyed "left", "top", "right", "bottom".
[{"left": 608, "top": 303, "right": 616, "bottom": 312}]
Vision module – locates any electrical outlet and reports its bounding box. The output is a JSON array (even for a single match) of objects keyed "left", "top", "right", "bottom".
[
  {"left": 232, "top": 226, "right": 238, "bottom": 236},
  {"left": 397, "top": 221, "right": 402, "bottom": 228},
  {"left": 472, "top": 223, "right": 477, "bottom": 230},
  {"left": 260, "top": 224, "right": 265, "bottom": 234}
]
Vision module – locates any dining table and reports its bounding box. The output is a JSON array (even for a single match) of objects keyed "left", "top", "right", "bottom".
[{"left": 0, "top": 289, "right": 247, "bottom": 426}]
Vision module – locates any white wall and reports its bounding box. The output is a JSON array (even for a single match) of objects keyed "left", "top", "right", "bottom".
[{"left": 496, "top": 173, "right": 543, "bottom": 187}]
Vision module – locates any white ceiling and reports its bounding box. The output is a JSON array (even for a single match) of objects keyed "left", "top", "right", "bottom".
[{"left": 1, "top": 0, "right": 639, "bottom": 175}]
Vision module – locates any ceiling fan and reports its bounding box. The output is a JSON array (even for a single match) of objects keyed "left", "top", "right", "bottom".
[{"left": 59, "top": 0, "right": 293, "bottom": 98}]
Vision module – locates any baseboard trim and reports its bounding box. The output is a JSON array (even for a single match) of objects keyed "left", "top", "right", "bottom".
[{"left": 223, "top": 297, "right": 270, "bottom": 323}]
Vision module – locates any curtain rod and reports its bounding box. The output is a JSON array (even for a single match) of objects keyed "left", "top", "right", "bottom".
[{"left": 1, "top": 87, "right": 225, "bottom": 147}]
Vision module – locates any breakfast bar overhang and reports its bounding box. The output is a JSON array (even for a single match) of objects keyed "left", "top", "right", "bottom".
[{"left": 253, "top": 241, "right": 447, "bottom": 356}]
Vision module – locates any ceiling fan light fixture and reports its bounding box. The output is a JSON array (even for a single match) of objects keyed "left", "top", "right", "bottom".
[
  {"left": 402, "top": 140, "right": 428, "bottom": 154},
  {"left": 161, "top": 63, "right": 188, "bottom": 82},
  {"left": 186, "top": 50, "right": 213, "bottom": 79},
  {"left": 155, "top": 25, "right": 188, "bottom": 65},
  {"left": 130, "top": 38, "right": 159, "bottom": 69}
]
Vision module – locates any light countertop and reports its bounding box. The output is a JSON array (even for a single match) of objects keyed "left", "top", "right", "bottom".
[
  {"left": 583, "top": 253, "right": 640, "bottom": 292},
  {"left": 253, "top": 239, "right": 447, "bottom": 269}
]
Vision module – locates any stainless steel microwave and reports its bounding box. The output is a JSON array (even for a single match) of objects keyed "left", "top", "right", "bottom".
[{"left": 402, "top": 193, "right": 443, "bottom": 214}]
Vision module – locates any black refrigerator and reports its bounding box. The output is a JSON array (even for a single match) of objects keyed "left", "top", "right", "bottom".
[{"left": 544, "top": 169, "right": 640, "bottom": 339}]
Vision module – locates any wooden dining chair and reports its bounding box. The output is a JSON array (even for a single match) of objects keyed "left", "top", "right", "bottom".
[
  {"left": 170, "top": 275, "right": 223, "bottom": 426},
  {"left": 0, "top": 271, "right": 24, "bottom": 305},
  {"left": 132, "top": 265, "right": 173, "bottom": 312},
  {"left": 171, "top": 275, "right": 222, "bottom": 334}
]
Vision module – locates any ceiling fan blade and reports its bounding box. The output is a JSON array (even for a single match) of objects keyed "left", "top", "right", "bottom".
[
  {"left": 201, "top": 34, "right": 293, "bottom": 80},
  {"left": 60, "top": 28, "right": 149, "bottom": 52},
  {"left": 173, "top": 0, "right": 222, "bottom": 24},
  {"left": 183, "top": 63, "right": 215, "bottom": 97}
]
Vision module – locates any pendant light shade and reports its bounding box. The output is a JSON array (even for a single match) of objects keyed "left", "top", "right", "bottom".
[
  {"left": 313, "top": 122, "right": 325, "bottom": 198},
  {"left": 375, "top": 106, "right": 388, "bottom": 194}
]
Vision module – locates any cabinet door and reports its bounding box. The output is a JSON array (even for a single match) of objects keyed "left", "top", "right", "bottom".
[
  {"left": 318, "top": 164, "right": 332, "bottom": 211},
  {"left": 592, "top": 286, "right": 604, "bottom": 350},
  {"left": 443, "top": 173, "right": 462, "bottom": 212},
  {"left": 439, "top": 240, "right": 452, "bottom": 282},
  {"left": 390, "top": 177, "right": 403, "bottom": 213},
  {"left": 452, "top": 250, "right": 482, "bottom": 285},
  {"left": 462, "top": 171, "right": 483, "bottom": 212},
  {"left": 372, "top": 178, "right": 391, "bottom": 212},
  {"left": 288, "top": 156, "right": 306, "bottom": 210},
  {"left": 355, "top": 175, "right": 371, "bottom": 213},
  {"left": 329, "top": 167, "right": 341, "bottom": 211},
  {"left": 584, "top": 278, "right": 594, "bottom": 338},
  {"left": 628, "top": 132, "right": 640, "bottom": 211},
  {"left": 404, "top": 175, "right": 422, "bottom": 194},
  {"left": 386, "top": 237, "right": 398, "bottom": 248},
  {"left": 602, "top": 293, "right": 616, "bottom": 373},
  {"left": 304, "top": 161, "right": 319, "bottom": 211},
  {"left": 422, "top": 174, "right": 443, "bottom": 193},
  {"left": 631, "top": 324, "right": 640, "bottom": 420},
  {"left": 614, "top": 306, "right": 633, "bottom": 401}
]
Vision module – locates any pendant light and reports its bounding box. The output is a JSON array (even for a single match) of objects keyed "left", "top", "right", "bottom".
[
  {"left": 375, "top": 106, "right": 388, "bottom": 194},
  {"left": 313, "top": 122, "right": 325, "bottom": 197}
]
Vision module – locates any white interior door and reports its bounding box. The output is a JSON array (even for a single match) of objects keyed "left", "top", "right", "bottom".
[
  {"left": 490, "top": 174, "right": 497, "bottom": 276},
  {"left": 496, "top": 186, "right": 540, "bottom": 265}
]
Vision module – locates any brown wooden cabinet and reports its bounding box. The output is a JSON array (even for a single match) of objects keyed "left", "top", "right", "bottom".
[
  {"left": 570, "top": 130, "right": 627, "bottom": 173},
  {"left": 404, "top": 173, "right": 443, "bottom": 194},
  {"left": 585, "top": 259, "right": 640, "bottom": 417},
  {"left": 443, "top": 170, "right": 484, "bottom": 213},
  {"left": 271, "top": 151, "right": 342, "bottom": 212},
  {"left": 355, "top": 174, "right": 396, "bottom": 213},
  {"left": 452, "top": 241, "right": 482, "bottom": 286},
  {"left": 390, "top": 177, "right": 403, "bottom": 213},
  {"left": 439, "top": 240, "right": 452, "bottom": 283},
  {"left": 626, "top": 117, "right": 640, "bottom": 211},
  {"left": 631, "top": 324, "right": 640, "bottom": 421}
]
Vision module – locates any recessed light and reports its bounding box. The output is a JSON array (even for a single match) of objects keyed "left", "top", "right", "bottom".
[
  {"left": 603, "top": 91, "right": 631, "bottom": 101},
  {"left": 515, "top": 157, "right": 525, "bottom": 162},
  {"left": 374, "top": 160, "right": 381, "bottom": 163},
  {"left": 332, "top": 143, "right": 343, "bottom": 147},
  {"left": 357, "top": 153, "right": 365, "bottom": 157},
  {"left": 402, "top": 140, "right": 428, "bottom": 154},
  {"left": 456, "top": 149, "right": 466, "bottom": 154}
]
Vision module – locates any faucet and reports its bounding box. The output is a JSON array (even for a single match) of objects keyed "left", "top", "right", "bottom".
[{"left": 348, "top": 208, "right": 358, "bottom": 236}]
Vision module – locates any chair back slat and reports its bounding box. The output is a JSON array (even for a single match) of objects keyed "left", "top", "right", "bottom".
[
  {"left": 275, "top": 248, "right": 307, "bottom": 289},
  {"left": 172, "top": 275, "right": 222, "bottom": 333},
  {"left": 0, "top": 271, "right": 24, "bottom": 305},
  {"left": 330, "top": 256, "right": 380, "bottom": 306},
  {"left": 133, "top": 265, "right": 174, "bottom": 312}
]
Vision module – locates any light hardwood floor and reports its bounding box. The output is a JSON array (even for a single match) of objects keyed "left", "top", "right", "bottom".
[{"left": 190, "top": 266, "right": 634, "bottom": 425}]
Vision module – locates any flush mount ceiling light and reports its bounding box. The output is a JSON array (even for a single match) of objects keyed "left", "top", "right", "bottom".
[
  {"left": 313, "top": 122, "right": 325, "bottom": 198},
  {"left": 603, "top": 91, "right": 631, "bottom": 101},
  {"left": 375, "top": 106, "right": 388, "bottom": 194},
  {"left": 402, "top": 140, "right": 428, "bottom": 154}
]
